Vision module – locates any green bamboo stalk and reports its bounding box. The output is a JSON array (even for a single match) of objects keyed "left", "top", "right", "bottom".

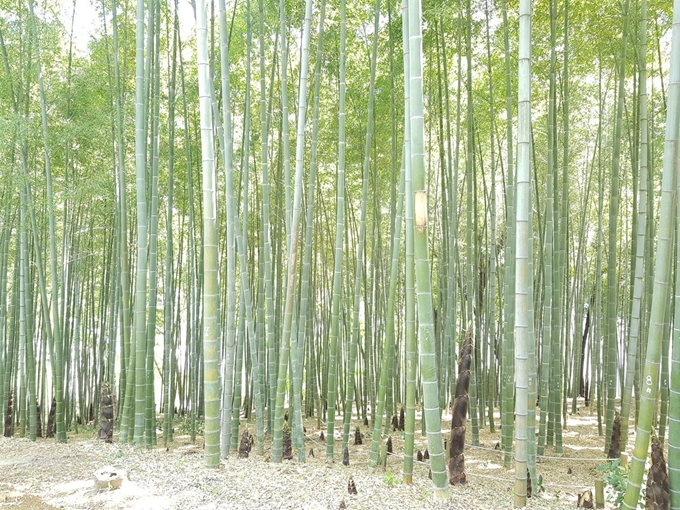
[
  {"left": 20, "top": 184, "right": 36, "bottom": 440},
  {"left": 368, "top": 159, "right": 405, "bottom": 468},
  {"left": 131, "top": 0, "right": 151, "bottom": 447},
  {"left": 463, "top": 0, "right": 479, "bottom": 446},
  {"left": 514, "top": 0, "right": 532, "bottom": 504},
  {"left": 605, "top": 0, "right": 631, "bottom": 455},
  {"left": 111, "top": 0, "right": 132, "bottom": 428},
  {"left": 621, "top": 0, "right": 649, "bottom": 445},
  {"left": 145, "top": 0, "right": 162, "bottom": 447},
  {"left": 623, "top": 2, "right": 678, "bottom": 505},
  {"left": 408, "top": 0, "right": 447, "bottom": 497},
  {"left": 544, "top": 0, "right": 558, "bottom": 450},
  {"left": 553, "top": 0, "right": 570, "bottom": 452},
  {"left": 164, "top": 0, "right": 179, "bottom": 447},
  {"left": 258, "top": 0, "right": 276, "bottom": 439},
  {"left": 296, "top": 0, "right": 326, "bottom": 462},
  {"left": 212, "top": 0, "right": 266, "bottom": 456},
  {"left": 218, "top": 0, "right": 239, "bottom": 459},
  {"left": 484, "top": 0, "right": 497, "bottom": 435},
  {"left": 401, "top": 0, "right": 416, "bottom": 483},
  {"left": 662, "top": 2, "right": 680, "bottom": 506},
  {"left": 28, "top": 0, "right": 66, "bottom": 443},
  {"left": 538, "top": 107, "right": 554, "bottom": 456},
  {"left": 271, "top": 0, "right": 314, "bottom": 463},
  {"left": 501, "top": 0, "right": 515, "bottom": 468},
  {"left": 440, "top": 12, "right": 458, "bottom": 430},
  {"left": 196, "top": 0, "right": 221, "bottom": 468},
  {"left": 593, "top": 55, "right": 604, "bottom": 437},
  {"left": 337, "top": 0, "right": 379, "bottom": 462}
]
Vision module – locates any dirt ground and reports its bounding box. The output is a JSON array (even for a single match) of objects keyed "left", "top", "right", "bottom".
[{"left": 0, "top": 409, "right": 630, "bottom": 509}]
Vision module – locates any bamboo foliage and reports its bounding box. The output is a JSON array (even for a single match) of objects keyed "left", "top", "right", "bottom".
[{"left": 0, "top": 0, "right": 679, "bottom": 503}]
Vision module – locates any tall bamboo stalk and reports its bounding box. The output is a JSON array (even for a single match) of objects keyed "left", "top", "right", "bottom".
[
  {"left": 407, "top": 0, "right": 447, "bottom": 497},
  {"left": 605, "top": 0, "right": 631, "bottom": 455},
  {"left": 624, "top": 1, "right": 678, "bottom": 505},
  {"left": 272, "top": 0, "right": 314, "bottom": 463},
  {"left": 514, "top": 0, "right": 532, "bottom": 504},
  {"left": 196, "top": 0, "right": 221, "bottom": 468}
]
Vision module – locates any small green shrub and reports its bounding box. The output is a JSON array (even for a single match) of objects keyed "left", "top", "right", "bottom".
[
  {"left": 176, "top": 416, "right": 204, "bottom": 435},
  {"left": 598, "top": 459, "right": 646, "bottom": 509},
  {"left": 535, "top": 474, "right": 545, "bottom": 494},
  {"left": 383, "top": 471, "right": 398, "bottom": 487}
]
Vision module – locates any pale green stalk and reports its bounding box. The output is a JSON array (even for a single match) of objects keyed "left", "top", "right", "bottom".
[
  {"left": 408, "top": 0, "right": 447, "bottom": 497},
  {"left": 514, "top": 0, "right": 532, "bottom": 505},
  {"left": 272, "top": 0, "right": 314, "bottom": 463},
  {"left": 296, "top": 0, "right": 326, "bottom": 461},
  {"left": 621, "top": 0, "right": 648, "bottom": 445},
  {"left": 501, "top": 0, "right": 515, "bottom": 468},
  {"left": 661, "top": 1, "right": 680, "bottom": 505},
  {"left": 336, "top": 0, "right": 379, "bottom": 462},
  {"left": 28, "top": 0, "right": 66, "bottom": 443},
  {"left": 280, "top": 0, "right": 291, "bottom": 245},
  {"left": 111, "top": 0, "right": 131, "bottom": 426},
  {"left": 131, "top": 0, "right": 150, "bottom": 446},
  {"left": 145, "top": 0, "right": 161, "bottom": 447},
  {"left": 218, "top": 0, "right": 238, "bottom": 459},
  {"left": 164, "top": 0, "right": 179, "bottom": 447},
  {"left": 624, "top": 2, "right": 678, "bottom": 505},
  {"left": 605, "top": 0, "right": 631, "bottom": 454},
  {"left": 258, "top": 0, "right": 276, "bottom": 438},
  {"left": 196, "top": 0, "right": 221, "bottom": 468}
]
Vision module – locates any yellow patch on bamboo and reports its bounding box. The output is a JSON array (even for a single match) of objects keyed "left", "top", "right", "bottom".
[{"left": 415, "top": 191, "right": 427, "bottom": 228}]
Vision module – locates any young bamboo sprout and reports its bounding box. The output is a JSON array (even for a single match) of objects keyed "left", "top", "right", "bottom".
[
  {"left": 646, "top": 436, "right": 670, "bottom": 510},
  {"left": 348, "top": 476, "right": 357, "bottom": 494},
  {"left": 282, "top": 425, "right": 293, "bottom": 460},
  {"left": 607, "top": 412, "right": 621, "bottom": 460},
  {"left": 98, "top": 382, "right": 114, "bottom": 443},
  {"left": 4, "top": 390, "right": 12, "bottom": 437},
  {"left": 448, "top": 331, "right": 471, "bottom": 484}
]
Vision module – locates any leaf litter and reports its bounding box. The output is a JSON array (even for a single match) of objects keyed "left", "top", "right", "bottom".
[{"left": 0, "top": 411, "right": 627, "bottom": 509}]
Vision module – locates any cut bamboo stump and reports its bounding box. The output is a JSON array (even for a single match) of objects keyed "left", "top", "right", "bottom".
[
  {"left": 594, "top": 479, "right": 604, "bottom": 508},
  {"left": 94, "top": 466, "right": 125, "bottom": 491}
]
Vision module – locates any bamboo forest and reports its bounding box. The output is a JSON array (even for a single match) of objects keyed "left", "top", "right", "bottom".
[{"left": 1, "top": 0, "right": 680, "bottom": 507}]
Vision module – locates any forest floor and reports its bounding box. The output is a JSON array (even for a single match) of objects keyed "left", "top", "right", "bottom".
[{"left": 0, "top": 405, "right": 631, "bottom": 509}]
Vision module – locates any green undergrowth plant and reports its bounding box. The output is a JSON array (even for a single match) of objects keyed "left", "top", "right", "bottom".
[
  {"left": 383, "top": 471, "right": 399, "bottom": 487},
  {"left": 598, "top": 459, "right": 646, "bottom": 509},
  {"left": 176, "top": 416, "right": 204, "bottom": 436},
  {"left": 535, "top": 474, "right": 545, "bottom": 494}
]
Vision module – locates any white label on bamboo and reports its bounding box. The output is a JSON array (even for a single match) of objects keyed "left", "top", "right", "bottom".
[{"left": 415, "top": 191, "right": 427, "bottom": 228}]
